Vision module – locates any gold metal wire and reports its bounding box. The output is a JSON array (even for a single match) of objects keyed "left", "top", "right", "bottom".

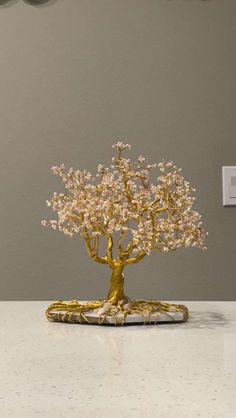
[
  {"left": 45, "top": 299, "right": 188, "bottom": 325},
  {"left": 45, "top": 261, "right": 189, "bottom": 325}
]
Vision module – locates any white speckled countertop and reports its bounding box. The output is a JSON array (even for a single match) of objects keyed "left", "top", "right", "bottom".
[{"left": 0, "top": 302, "right": 235, "bottom": 418}]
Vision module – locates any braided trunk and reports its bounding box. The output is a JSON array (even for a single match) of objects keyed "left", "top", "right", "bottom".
[{"left": 106, "top": 263, "right": 127, "bottom": 304}]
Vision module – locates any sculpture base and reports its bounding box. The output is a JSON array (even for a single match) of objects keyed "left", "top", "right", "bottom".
[
  {"left": 45, "top": 300, "right": 188, "bottom": 325},
  {"left": 68, "top": 308, "right": 185, "bottom": 324}
]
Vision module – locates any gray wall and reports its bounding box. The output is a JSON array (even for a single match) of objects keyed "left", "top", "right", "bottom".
[{"left": 0, "top": 0, "right": 236, "bottom": 301}]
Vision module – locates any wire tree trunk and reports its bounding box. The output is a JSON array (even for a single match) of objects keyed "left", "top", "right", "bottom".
[{"left": 106, "top": 263, "right": 126, "bottom": 304}]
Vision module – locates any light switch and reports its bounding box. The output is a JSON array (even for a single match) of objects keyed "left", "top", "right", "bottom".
[
  {"left": 229, "top": 176, "right": 236, "bottom": 198},
  {"left": 222, "top": 166, "right": 236, "bottom": 206}
]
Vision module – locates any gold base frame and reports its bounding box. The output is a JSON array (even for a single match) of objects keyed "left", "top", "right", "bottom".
[{"left": 45, "top": 299, "right": 189, "bottom": 325}]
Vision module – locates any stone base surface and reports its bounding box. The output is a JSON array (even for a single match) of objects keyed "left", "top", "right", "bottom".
[
  {"left": 81, "top": 309, "right": 184, "bottom": 324},
  {"left": 46, "top": 300, "right": 188, "bottom": 325}
]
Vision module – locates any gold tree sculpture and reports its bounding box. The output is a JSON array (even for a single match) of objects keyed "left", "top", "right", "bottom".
[{"left": 42, "top": 142, "right": 206, "bottom": 325}]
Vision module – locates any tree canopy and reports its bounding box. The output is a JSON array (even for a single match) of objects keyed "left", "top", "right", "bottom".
[{"left": 42, "top": 141, "right": 206, "bottom": 266}]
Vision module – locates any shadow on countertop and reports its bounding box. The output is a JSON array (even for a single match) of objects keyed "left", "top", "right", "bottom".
[{"left": 183, "top": 310, "right": 232, "bottom": 329}]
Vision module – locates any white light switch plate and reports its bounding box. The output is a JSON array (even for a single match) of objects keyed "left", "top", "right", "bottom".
[{"left": 222, "top": 166, "right": 236, "bottom": 206}]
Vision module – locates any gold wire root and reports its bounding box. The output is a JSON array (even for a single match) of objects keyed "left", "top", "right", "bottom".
[{"left": 45, "top": 299, "right": 189, "bottom": 325}]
